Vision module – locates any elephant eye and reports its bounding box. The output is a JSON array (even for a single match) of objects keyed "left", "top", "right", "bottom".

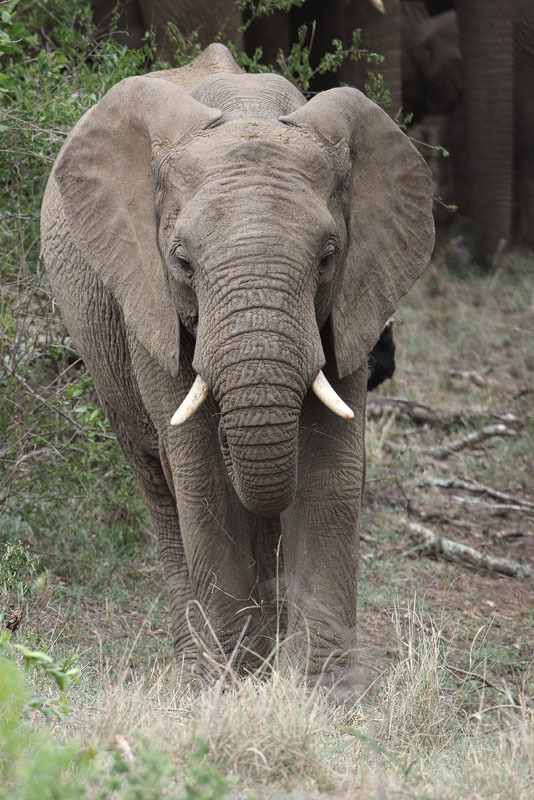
[
  {"left": 318, "top": 250, "right": 336, "bottom": 277},
  {"left": 170, "top": 250, "right": 194, "bottom": 278}
]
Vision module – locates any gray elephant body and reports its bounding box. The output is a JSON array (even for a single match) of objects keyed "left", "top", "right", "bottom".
[
  {"left": 405, "top": 0, "right": 534, "bottom": 261},
  {"left": 41, "top": 45, "right": 433, "bottom": 688}
]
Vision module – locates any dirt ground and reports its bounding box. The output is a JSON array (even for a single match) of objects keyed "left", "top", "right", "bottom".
[{"left": 356, "top": 252, "right": 534, "bottom": 690}]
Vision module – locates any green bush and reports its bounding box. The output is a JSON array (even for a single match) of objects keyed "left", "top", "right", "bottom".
[{"left": 0, "top": 633, "right": 91, "bottom": 800}]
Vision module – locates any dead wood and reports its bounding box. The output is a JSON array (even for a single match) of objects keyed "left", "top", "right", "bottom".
[
  {"left": 404, "top": 519, "right": 533, "bottom": 579},
  {"left": 452, "top": 496, "right": 534, "bottom": 514},
  {"left": 366, "top": 396, "right": 523, "bottom": 429},
  {"left": 450, "top": 369, "right": 489, "bottom": 387},
  {"left": 412, "top": 476, "right": 534, "bottom": 510},
  {"left": 405, "top": 424, "right": 518, "bottom": 459}
]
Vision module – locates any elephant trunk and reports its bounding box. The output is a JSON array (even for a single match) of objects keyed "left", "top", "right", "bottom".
[
  {"left": 192, "top": 289, "right": 324, "bottom": 517},
  {"left": 217, "top": 378, "right": 302, "bottom": 516}
]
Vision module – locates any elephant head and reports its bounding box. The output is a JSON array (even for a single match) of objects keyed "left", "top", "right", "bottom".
[{"left": 52, "top": 49, "right": 433, "bottom": 517}]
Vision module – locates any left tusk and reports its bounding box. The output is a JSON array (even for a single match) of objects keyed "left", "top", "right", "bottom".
[
  {"left": 170, "top": 375, "right": 209, "bottom": 427},
  {"left": 312, "top": 371, "right": 354, "bottom": 420}
]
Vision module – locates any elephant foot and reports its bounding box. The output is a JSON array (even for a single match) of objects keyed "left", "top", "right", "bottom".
[{"left": 274, "top": 638, "right": 362, "bottom": 704}]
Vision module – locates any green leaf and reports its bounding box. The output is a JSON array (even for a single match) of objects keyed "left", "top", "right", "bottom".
[{"left": 14, "top": 644, "right": 54, "bottom": 664}]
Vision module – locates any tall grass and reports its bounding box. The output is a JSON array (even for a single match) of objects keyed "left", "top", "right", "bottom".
[{"left": 3, "top": 601, "right": 531, "bottom": 798}]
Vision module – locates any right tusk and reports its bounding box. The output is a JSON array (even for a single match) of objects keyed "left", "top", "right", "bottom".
[
  {"left": 312, "top": 371, "right": 355, "bottom": 420},
  {"left": 370, "top": 0, "right": 386, "bottom": 12},
  {"left": 170, "top": 375, "right": 208, "bottom": 427}
]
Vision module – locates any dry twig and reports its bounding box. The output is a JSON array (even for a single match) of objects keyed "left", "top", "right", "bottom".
[
  {"left": 388, "top": 424, "right": 518, "bottom": 459},
  {"left": 412, "top": 476, "right": 534, "bottom": 510},
  {"left": 404, "top": 519, "right": 533, "bottom": 579},
  {"left": 6, "top": 371, "right": 114, "bottom": 439},
  {"left": 367, "top": 396, "right": 523, "bottom": 429},
  {"left": 114, "top": 735, "right": 135, "bottom": 766},
  {"left": 417, "top": 424, "right": 518, "bottom": 459},
  {"left": 452, "top": 496, "right": 533, "bottom": 514}
]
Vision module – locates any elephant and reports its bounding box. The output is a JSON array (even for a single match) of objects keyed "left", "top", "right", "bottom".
[
  {"left": 91, "top": 0, "right": 244, "bottom": 59},
  {"left": 41, "top": 43, "right": 433, "bottom": 690},
  {"left": 402, "top": 9, "right": 470, "bottom": 223},
  {"left": 402, "top": 8, "right": 462, "bottom": 122},
  {"left": 401, "top": 1, "right": 534, "bottom": 263},
  {"left": 92, "top": 0, "right": 403, "bottom": 114},
  {"left": 244, "top": 0, "right": 403, "bottom": 114},
  {"left": 456, "top": 0, "right": 534, "bottom": 261}
]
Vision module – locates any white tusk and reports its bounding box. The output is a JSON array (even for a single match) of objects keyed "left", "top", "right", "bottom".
[
  {"left": 370, "top": 0, "right": 386, "bottom": 12},
  {"left": 170, "top": 375, "right": 209, "bottom": 427},
  {"left": 312, "top": 371, "right": 355, "bottom": 420}
]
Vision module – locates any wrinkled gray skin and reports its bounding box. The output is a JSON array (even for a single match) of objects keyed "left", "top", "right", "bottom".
[
  {"left": 403, "top": 9, "right": 462, "bottom": 121},
  {"left": 41, "top": 45, "right": 433, "bottom": 691}
]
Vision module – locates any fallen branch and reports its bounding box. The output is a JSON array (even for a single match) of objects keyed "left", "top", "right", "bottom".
[
  {"left": 449, "top": 369, "right": 488, "bottom": 388},
  {"left": 452, "top": 495, "right": 533, "bottom": 514},
  {"left": 411, "top": 476, "right": 534, "bottom": 510},
  {"left": 391, "top": 424, "right": 518, "bottom": 460},
  {"left": 367, "top": 397, "right": 523, "bottom": 429},
  {"left": 404, "top": 519, "right": 533, "bottom": 579},
  {"left": 367, "top": 397, "right": 447, "bottom": 424}
]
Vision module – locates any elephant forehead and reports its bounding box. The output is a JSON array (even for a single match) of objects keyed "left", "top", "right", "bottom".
[{"left": 166, "top": 120, "right": 340, "bottom": 195}]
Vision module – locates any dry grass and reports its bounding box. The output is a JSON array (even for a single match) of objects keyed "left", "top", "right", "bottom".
[{"left": 37, "top": 601, "right": 530, "bottom": 799}]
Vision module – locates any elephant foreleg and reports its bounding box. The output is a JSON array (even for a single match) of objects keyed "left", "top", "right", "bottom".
[
  {"left": 280, "top": 366, "right": 366, "bottom": 695},
  {"left": 168, "top": 420, "right": 275, "bottom": 676}
]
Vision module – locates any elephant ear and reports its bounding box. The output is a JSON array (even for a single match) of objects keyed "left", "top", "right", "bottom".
[
  {"left": 53, "top": 76, "right": 221, "bottom": 377},
  {"left": 281, "top": 87, "right": 434, "bottom": 379}
]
